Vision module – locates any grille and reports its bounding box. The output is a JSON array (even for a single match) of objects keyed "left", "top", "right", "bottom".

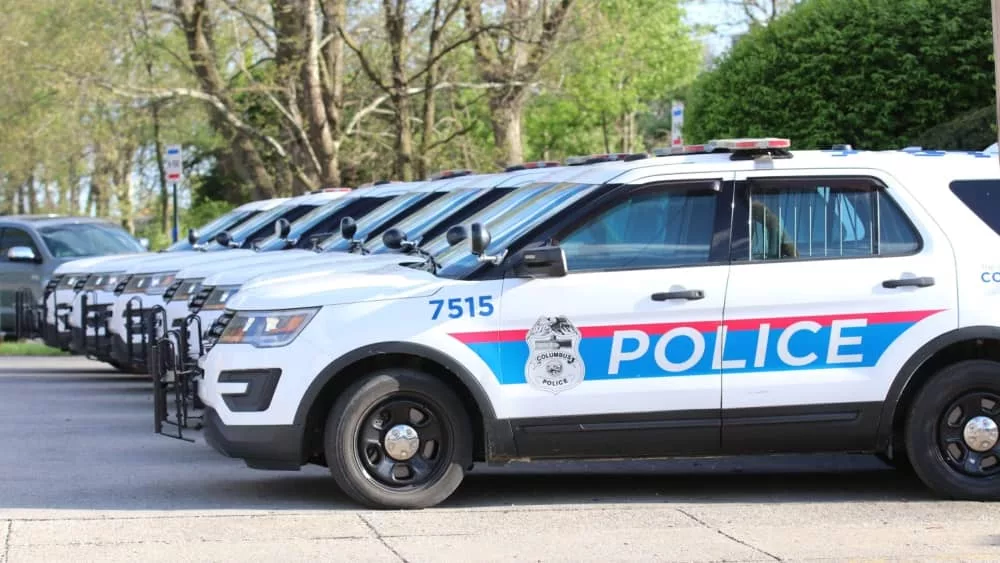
[
  {"left": 162, "top": 280, "right": 184, "bottom": 302},
  {"left": 204, "top": 310, "right": 235, "bottom": 352},
  {"left": 43, "top": 276, "right": 61, "bottom": 297},
  {"left": 113, "top": 275, "right": 132, "bottom": 296},
  {"left": 73, "top": 276, "right": 89, "bottom": 291},
  {"left": 189, "top": 286, "right": 214, "bottom": 313}
]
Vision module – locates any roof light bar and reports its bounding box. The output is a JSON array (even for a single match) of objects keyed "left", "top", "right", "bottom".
[
  {"left": 504, "top": 161, "right": 561, "bottom": 172},
  {"left": 428, "top": 169, "right": 474, "bottom": 180},
  {"left": 653, "top": 144, "right": 708, "bottom": 156},
  {"left": 310, "top": 187, "right": 352, "bottom": 194},
  {"left": 707, "top": 137, "right": 791, "bottom": 150}
]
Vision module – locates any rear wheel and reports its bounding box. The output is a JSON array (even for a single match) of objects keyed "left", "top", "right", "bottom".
[
  {"left": 905, "top": 360, "right": 1000, "bottom": 500},
  {"left": 324, "top": 369, "right": 472, "bottom": 509}
]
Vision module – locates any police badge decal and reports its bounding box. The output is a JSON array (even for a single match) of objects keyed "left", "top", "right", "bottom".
[{"left": 524, "top": 316, "right": 585, "bottom": 393}]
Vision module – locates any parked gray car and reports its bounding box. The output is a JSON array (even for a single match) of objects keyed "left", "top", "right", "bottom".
[{"left": 0, "top": 215, "right": 147, "bottom": 338}]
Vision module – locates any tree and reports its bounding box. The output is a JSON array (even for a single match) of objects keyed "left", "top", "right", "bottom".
[
  {"left": 464, "top": 0, "right": 576, "bottom": 167},
  {"left": 685, "top": 0, "right": 994, "bottom": 150},
  {"left": 524, "top": 0, "right": 702, "bottom": 157}
]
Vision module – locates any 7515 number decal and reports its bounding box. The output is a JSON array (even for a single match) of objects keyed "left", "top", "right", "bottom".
[{"left": 429, "top": 296, "right": 494, "bottom": 320}]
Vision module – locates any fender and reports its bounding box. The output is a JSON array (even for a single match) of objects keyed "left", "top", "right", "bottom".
[
  {"left": 876, "top": 325, "right": 1000, "bottom": 450},
  {"left": 292, "top": 341, "right": 517, "bottom": 463}
]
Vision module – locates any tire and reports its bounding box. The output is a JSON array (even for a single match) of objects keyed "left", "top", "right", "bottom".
[
  {"left": 905, "top": 359, "right": 1000, "bottom": 500},
  {"left": 324, "top": 368, "right": 472, "bottom": 509}
]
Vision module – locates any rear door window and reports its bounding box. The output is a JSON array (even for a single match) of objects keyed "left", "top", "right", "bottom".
[{"left": 950, "top": 180, "right": 1000, "bottom": 236}]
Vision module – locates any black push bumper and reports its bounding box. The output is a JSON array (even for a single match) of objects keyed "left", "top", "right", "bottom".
[
  {"left": 202, "top": 408, "right": 306, "bottom": 471},
  {"left": 42, "top": 322, "right": 69, "bottom": 350}
]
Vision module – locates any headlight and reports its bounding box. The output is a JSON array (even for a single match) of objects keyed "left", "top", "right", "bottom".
[
  {"left": 123, "top": 271, "right": 178, "bottom": 295},
  {"left": 57, "top": 274, "right": 83, "bottom": 290},
  {"left": 218, "top": 308, "right": 319, "bottom": 348},
  {"left": 201, "top": 285, "right": 241, "bottom": 311},
  {"left": 84, "top": 272, "right": 126, "bottom": 292},
  {"left": 164, "top": 278, "right": 203, "bottom": 303}
]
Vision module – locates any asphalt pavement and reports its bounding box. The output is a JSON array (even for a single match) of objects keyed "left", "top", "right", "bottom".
[{"left": 0, "top": 356, "right": 997, "bottom": 562}]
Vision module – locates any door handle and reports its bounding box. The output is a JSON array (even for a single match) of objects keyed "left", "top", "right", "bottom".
[
  {"left": 651, "top": 290, "right": 705, "bottom": 301},
  {"left": 882, "top": 277, "right": 935, "bottom": 289}
]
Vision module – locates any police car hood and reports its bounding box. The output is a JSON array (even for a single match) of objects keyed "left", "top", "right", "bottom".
[
  {"left": 228, "top": 263, "right": 440, "bottom": 311},
  {"left": 122, "top": 249, "right": 257, "bottom": 274},
  {"left": 177, "top": 249, "right": 318, "bottom": 279},
  {"left": 206, "top": 252, "right": 423, "bottom": 287},
  {"left": 53, "top": 252, "right": 155, "bottom": 275}
]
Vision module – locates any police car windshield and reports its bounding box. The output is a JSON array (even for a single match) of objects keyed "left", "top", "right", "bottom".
[
  {"left": 433, "top": 182, "right": 600, "bottom": 278},
  {"left": 252, "top": 195, "right": 362, "bottom": 251},
  {"left": 164, "top": 208, "right": 259, "bottom": 251},
  {"left": 317, "top": 192, "right": 436, "bottom": 252},
  {"left": 202, "top": 203, "right": 308, "bottom": 250},
  {"left": 414, "top": 182, "right": 558, "bottom": 258},
  {"left": 366, "top": 188, "right": 491, "bottom": 254}
]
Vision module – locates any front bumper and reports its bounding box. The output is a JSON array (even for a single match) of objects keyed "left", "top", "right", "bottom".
[
  {"left": 69, "top": 327, "right": 108, "bottom": 357},
  {"left": 202, "top": 407, "right": 305, "bottom": 470},
  {"left": 42, "top": 321, "right": 67, "bottom": 349}
]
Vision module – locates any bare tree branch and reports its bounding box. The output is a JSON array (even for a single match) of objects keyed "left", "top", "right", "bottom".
[{"left": 344, "top": 81, "right": 534, "bottom": 136}]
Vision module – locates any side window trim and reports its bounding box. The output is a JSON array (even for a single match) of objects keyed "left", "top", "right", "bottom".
[
  {"left": 547, "top": 179, "right": 733, "bottom": 274},
  {"left": 731, "top": 175, "right": 923, "bottom": 264}
]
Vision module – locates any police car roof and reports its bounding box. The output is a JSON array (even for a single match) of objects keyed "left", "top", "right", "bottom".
[
  {"left": 528, "top": 148, "right": 1000, "bottom": 187},
  {"left": 277, "top": 190, "right": 353, "bottom": 206},
  {"left": 359, "top": 180, "right": 430, "bottom": 196},
  {"left": 462, "top": 166, "right": 576, "bottom": 188},
  {"left": 234, "top": 197, "right": 290, "bottom": 211}
]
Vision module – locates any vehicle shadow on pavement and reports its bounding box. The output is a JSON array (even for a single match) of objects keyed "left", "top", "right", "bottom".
[
  {"left": 165, "top": 455, "right": 934, "bottom": 511},
  {"left": 0, "top": 358, "right": 941, "bottom": 514}
]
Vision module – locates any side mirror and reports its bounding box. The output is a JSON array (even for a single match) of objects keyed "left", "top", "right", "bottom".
[
  {"left": 445, "top": 225, "right": 467, "bottom": 247},
  {"left": 340, "top": 216, "right": 357, "bottom": 240},
  {"left": 139, "top": 238, "right": 150, "bottom": 249},
  {"left": 514, "top": 245, "right": 567, "bottom": 278},
  {"left": 381, "top": 228, "right": 407, "bottom": 250},
  {"left": 275, "top": 218, "right": 291, "bottom": 240},
  {"left": 215, "top": 231, "right": 233, "bottom": 247},
  {"left": 187, "top": 228, "right": 198, "bottom": 245},
  {"left": 7, "top": 246, "right": 38, "bottom": 263},
  {"left": 469, "top": 223, "right": 491, "bottom": 256}
]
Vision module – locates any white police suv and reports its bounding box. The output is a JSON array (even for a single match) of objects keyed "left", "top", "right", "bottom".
[
  {"left": 43, "top": 197, "right": 288, "bottom": 351},
  {"left": 169, "top": 166, "right": 569, "bottom": 350},
  {"left": 197, "top": 139, "right": 1000, "bottom": 508},
  {"left": 91, "top": 190, "right": 357, "bottom": 369}
]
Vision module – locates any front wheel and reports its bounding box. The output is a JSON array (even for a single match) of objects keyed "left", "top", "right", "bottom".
[
  {"left": 324, "top": 369, "right": 472, "bottom": 509},
  {"left": 905, "top": 360, "right": 1000, "bottom": 500}
]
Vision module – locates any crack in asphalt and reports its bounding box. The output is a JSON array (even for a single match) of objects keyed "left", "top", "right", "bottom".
[
  {"left": 358, "top": 514, "right": 409, "bottom": 563},
  {"left": 2, "top": 520, "right": 11, "bottom": 563},
  {"left": 675, "top": 507, "right": 782, "bottom": 561}
]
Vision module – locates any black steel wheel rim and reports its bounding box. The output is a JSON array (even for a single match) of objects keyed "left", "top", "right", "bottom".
[
  {"left": 355, "top": 396, "right": 450, "bottom": 490},
  {"left": 936, "top": 391, "right": 1000, "bottom": 478}
]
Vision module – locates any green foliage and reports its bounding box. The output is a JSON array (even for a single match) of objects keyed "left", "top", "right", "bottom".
[
  {"left": 184, "top": 199, "right": 236, "bottom": 230},
  {"left": 685, "top": 0, "right": 994, "bottom": 150},
  {"left": 525, "top": 0, "right": 702, "bottom": 157},
  {"left": 0, "top": 341, "right": 69, "bottom": 356},
  {"left": 913, "top": 106, "right": 997, "bottom": 150}
]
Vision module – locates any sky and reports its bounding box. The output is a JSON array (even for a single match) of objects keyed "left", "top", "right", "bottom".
[{"left": 682, "top": 0, "right": 753, "bottom": 59}]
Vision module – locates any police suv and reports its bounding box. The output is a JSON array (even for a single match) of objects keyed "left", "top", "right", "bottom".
[
  {"left": 197, "top": 139, "right": 1000, "bottom": 508},
  {"left": 117, "top": 174, "right": 496, "bottom": 368},
  {"left": 41, "top": 197, "right": 288, "bottom": 351},
  {"left": 166, "top": 166, "right": 569, "bottom": 350},
  {"left": 87, "top": 190, "right": 362, "bottom": 369}
]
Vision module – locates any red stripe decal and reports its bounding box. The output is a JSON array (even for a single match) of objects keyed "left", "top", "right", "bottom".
[{"left": 448, "top": 309, "right": 945, "bottom": 345}]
